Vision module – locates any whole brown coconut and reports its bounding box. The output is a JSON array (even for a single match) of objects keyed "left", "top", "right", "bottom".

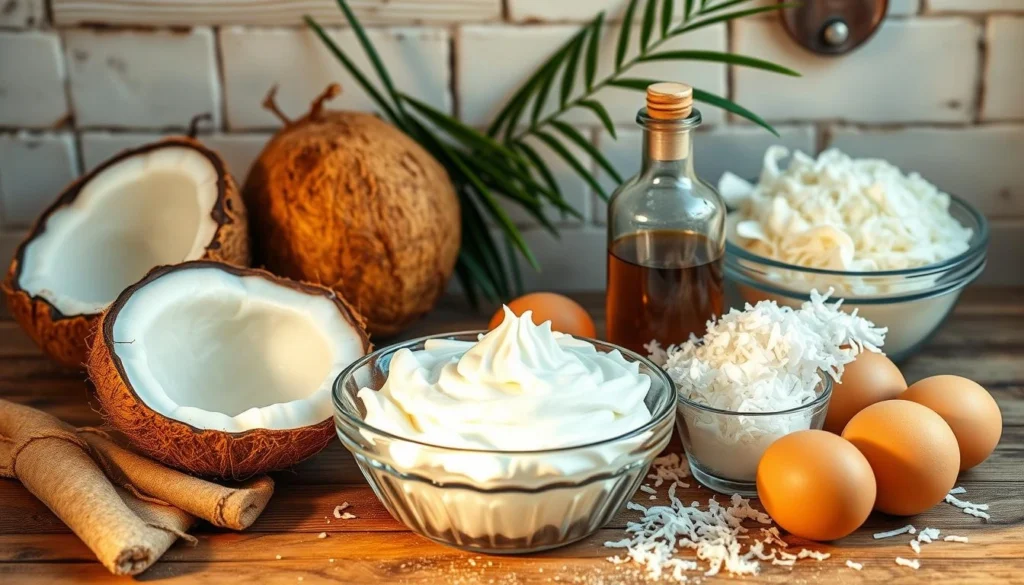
[
  {"left": 3, "top": 137, "right": 249, "bottom": 368},
  {"left": 243, "top": 85, "right": 461, "bottom": 337}
]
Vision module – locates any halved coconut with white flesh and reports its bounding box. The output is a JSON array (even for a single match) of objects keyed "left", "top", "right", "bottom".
[
  {"left": 2, "top": 137, "right": 249, "bottom": 368},
  {"left": 88, "top": 261, "right": 370, "bottom": 479}
]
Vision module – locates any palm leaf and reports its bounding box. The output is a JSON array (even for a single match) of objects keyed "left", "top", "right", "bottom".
[
  {"left": 503, "top": 235, "right": 525, "bottom": 296},
  {"left": 671, "top": 3, "right": 800, "bottom": 37},
  {"left": 453, "top": 259, "right": 481, "bottom": 307},
  {"left": 559, "top": 29, "right": 586, "bottom": 108},
  {"left": 304, "top": 17, "right": 400, "bottom": 124},
  {"left": 660, "top": 0, "right": 674, "bottom": 36},
  {"left": 640, "top": 0, "right": 658, "bottom": 52},
  {"left": 698, "top": 0, "right": 756, "bottom": 16},
  {"left": 607, "top": 77, "right": 662, "bottom": 91},
  {"left": 331, "top": 0, "right": 408, "bottom": 121},
  {"left": 692, "top": 87, "right": 778, "bottom": 136},
  {"left": 638, "top": 50, "right": 801, "bottom": 76},
  {"left": 575, "top": 100, "right": 617, "bottom": 139},
  {"left": 550, "top": 120, "right": 623, "bottom": 184},
  {"left": 684, "top": 0, "right": 695, "bottom": 20},
  {"left": 584, "top": 12, "right": 604, "bottom": 90},
  {"left": 531, "top": 54, "right": 562, "bottom": 125},
  {"left": 513, "top": 141, "right": 564, "bottom": 204},
  {"left": 615, "top": 0, "right": 640, "bottom": 69},
  {"left": 534, "top": 131, "right": 608, "bottom": 200},
  {"left": 400, "top": 93, "right": 521, "bottom": 161},
  {"left": 461, "top": 195, "right": 511, "bottom": 298}
]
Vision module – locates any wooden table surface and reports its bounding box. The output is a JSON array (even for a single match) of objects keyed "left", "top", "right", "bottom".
[{"left": 1, "top": 287, "right": 1022, "bottom": 584}]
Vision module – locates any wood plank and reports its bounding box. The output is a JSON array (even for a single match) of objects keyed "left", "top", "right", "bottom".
[
  {"left": 51, "top": 0, "right": 502, "bottom": 27},
  {"left": 3, "top": 474, "right": 1018, "bottom": 536},
  {"left": 1, "top": 555, "right": 1022, "bottom": 584},
  {"left": 1, "top": 527, "right": 1021, "bottom": 564}
]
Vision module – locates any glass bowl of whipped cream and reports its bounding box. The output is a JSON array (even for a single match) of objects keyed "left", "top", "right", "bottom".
[
  {"left": 332, "top": 309, "right": 675, "bottom": 554},
  {"left": 721, "top": 147, "right": 989, "bottom": 362}
]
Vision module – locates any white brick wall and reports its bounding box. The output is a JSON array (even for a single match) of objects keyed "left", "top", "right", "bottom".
[{"left": 0, "top": 1, "right": 1022, "bottom": 291}]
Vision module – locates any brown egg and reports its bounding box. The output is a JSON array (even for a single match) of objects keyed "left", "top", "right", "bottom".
[
  {"left": 489, "top": 293, "right": 597, "bottom": 338},
  {"left": 757, "top": 430, "right": 876, "bottom": 541},
  {"left": 903, "top": 375, "right": 1002, "bottom": 471},
  {"left": 842, "top": 400, "right": 959, "bottom": 516},
  {"left": 825, "top": 351, "right": 907, "bottom": 434}
]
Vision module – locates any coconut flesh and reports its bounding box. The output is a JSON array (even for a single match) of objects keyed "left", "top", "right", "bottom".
[
  {"left": 89, "top": 262, "right": 370, "bottom": 478},
  {"left": 4, "top": 138, "right": 248, "bottom": 368},
  {"left": 21, "top": 147, "right": 223, "bottom": 314}
]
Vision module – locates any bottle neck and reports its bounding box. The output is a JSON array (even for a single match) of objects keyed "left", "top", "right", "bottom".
[{"left": 642, "top": 127, "right": 695, "bottom": 175}]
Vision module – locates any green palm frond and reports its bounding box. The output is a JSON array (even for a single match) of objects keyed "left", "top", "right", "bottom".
[{"left": 308, "top": 0, "right": 799, "bottom": 305}]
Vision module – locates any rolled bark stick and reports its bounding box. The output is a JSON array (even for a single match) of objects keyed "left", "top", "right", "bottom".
[
  {"left": 80, "top": 430, "right": 274, "bottom": 530},
  {"left": 0, "top": 399, "right": 193, "bottom": 575}
]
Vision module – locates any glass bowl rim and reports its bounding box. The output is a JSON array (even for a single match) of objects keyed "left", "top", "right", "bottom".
[
  {"left": 332, "top": 330, "right": 677, "bottom": 456},
  {"left": 675, "top": 368, "right": 833, "bottom": 417},
  {"left": 724, "top": 192, "right": 989, "bottom": 278}
]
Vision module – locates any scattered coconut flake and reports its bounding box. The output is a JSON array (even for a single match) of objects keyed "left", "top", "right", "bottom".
[
  {"left": 340, "top": 512, "right": 357, "bottom": 520},
  {"left": 298, "top": 577, "right": 304, "bottom": 582},
  {"left": 275, "top": 554, "right": 282, "bottom": 560},
  {"left": 944, "top": 535, "right": 969, "bottom": 543},
  {"left": 329, "top": 559, "right": 335, "bottom": 563},
  {"left": 846, "top": 560, "right": 863, "bottom": 571},
  {"left": 317, "top": 532, "right": 328, "bottom": 539},
  {"left": 874, "top": 525, "right": 916, "bottom": 540},
  {"left": 645, "top": 453, "right": 691, "bottom": 488},
  {"left": 649, "top": 495, "right": 657, "bottom": 500},
  {"left": 468, "top": 559, "right": 476, "bottom": 567},
  {"left": 895, "top": 557, "right": 920, "bottom": 570},
  {"left": 604, "top": 456, "right": 830, "bottom": 581},
  {"left": 945, "top": 488, "right": 991, "bottom": 520},
  {"left": 909, "top": 540, "right": 921, "bottom": 554},
  {"left": 640, "top": 484, "right": 657, "bottom": 495},
  {"left": 797, "top": 550, "right": 831, "bottom": 561},
  {"left": 333, "top": 502, "right": 350, "bottom": 518},
  {"left": 916, "top": 528, "right": 940, "bottom": 544}
]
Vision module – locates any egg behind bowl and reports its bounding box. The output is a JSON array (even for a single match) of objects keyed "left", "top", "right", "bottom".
[
  {"left": 489, "top": 293, "right": 596, "bottom": 338},
  {"left": 825, "top": 351, "right": 907, "bottom": 434},
  {"left": 842, "top": 400, "right": 959, "bottom": 516}
]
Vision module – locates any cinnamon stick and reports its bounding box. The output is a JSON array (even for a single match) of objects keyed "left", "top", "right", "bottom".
[
  {"left": 0, "top": 399, "right": 194, "bottom": 575},
  {"left": 79, "top": 430, "right": 274, "bottom": 530}
]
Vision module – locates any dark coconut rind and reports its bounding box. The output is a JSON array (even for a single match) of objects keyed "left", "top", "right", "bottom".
[
  {"left": 243, "top": 108, "right": 460, "bottom": 338},
  {"left": 2, "top": 136, "right": 250, "bottom": 369},
  {"left": 88, "top": 261, "right": 371, "bottom": 480}
]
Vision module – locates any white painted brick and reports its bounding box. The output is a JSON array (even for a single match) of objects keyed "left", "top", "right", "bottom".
[
  {"left": 984, "top": 17, "right": 1024, "bottom": 121},
  {"left": 0, "top": 132, "right": 77, "bottom": 228},
  {"left": 0, "top": 32, "right": 68, "bottom": 128},
  {"left": 81, "top": 131, "right": 270, "bottom": 183},
  {"left": 733, "top": 18, "right": 979, "bottom": 123},
  {"left": 52, "top": 0, "right": 501, "bottom": 26},
  {"left": 513, "top": 227, "right": 606, "bottom": 291},
  {"left": 64, "top": 28, "right": 220, "bottom": 130},
  {"left": 0, "top": 0, "right": 45, "bottom": 27},
  {"left": 509, "top": 0, "right": 686, "bottom": 22},
  {"left": 220, "top": 27, "right": 450, "bottom": 130},
  {"left": 592, "top": 124, "right": 815, "bottom": 223},
  {"left": 458, "top": 24, "right": 726, "bottom": 128},
  {"left": 979, "top": 220, "right": 1024, "bottom": 285},
  {"left": 928, "top": 0, "right": 1024, "bottom": 12},
  {"left": 827, "top": 125, "right": 1024, "bottom": 217}
]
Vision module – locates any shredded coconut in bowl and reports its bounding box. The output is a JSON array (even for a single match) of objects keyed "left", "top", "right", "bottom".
[
  {"left": 650, "top": 290, "right": 886, "bottom": 481},
  {"left": 722, "top": 146, "right": 973, "bottom": 274}
]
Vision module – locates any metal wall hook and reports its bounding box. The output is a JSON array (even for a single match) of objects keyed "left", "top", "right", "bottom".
[{"left": 779, "top": 0, "right": 889, "bottom": 56}]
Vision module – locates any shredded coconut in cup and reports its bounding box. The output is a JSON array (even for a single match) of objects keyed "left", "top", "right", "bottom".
[{"left": 650, "top": 290, "right": 886, "bottom": 492}]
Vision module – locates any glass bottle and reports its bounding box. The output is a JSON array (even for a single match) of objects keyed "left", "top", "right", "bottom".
[{"left": 605, "top": 82, "right": 726, "bottom": 354}]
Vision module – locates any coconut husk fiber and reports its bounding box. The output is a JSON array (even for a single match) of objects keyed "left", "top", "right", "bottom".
[{"left": 0, "top": 399, "right": 274, "bottom": 575}]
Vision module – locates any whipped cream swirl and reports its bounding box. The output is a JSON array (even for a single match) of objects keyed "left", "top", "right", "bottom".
[{"left": 358, "top": 308, "right": 653, "bottom": 455}]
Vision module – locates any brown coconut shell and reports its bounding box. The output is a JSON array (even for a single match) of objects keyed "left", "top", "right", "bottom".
[
  {"left": 243, "top": 84, "right": 460, "bottom": 338},
  {"left": 2, "top": 137, "right": 250, "bottom": 369},
  {"left": 88, "top": 261, "right": 371, "bottom": 480}
]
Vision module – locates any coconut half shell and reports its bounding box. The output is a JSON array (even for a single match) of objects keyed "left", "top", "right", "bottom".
[
  {"left": 2, "top": 137, "right": 249, "bottom": 368},
  {"left": 88, "top": 261, "right": 371, "bottom": 479}
]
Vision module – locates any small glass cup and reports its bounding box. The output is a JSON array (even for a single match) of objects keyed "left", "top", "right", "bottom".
[
  {"left": 675, "top": 373, "right": 833, "bottom": 496},
  {"left": 333, "top": 332, "right": 677, "bottom": 554}
]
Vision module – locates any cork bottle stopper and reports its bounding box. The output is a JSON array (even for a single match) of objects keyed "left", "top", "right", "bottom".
[{"left": 646, "top": 82, "right": 694, "bottom": 120}]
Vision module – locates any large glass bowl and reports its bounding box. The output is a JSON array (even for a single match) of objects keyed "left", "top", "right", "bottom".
[
  {"left": 724, "top": 194, "right": 989, "bottom": 362},
  {"left": 676, "top": 372, "right": 833, "bottom": 497},
  {"left": 333, "top": 332, "right": 676, "bottom": 554}
]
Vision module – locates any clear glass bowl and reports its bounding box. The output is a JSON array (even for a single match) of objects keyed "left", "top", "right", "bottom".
[
  {"left": 724, "top": 194, "right": 989, "bottom": 362},
  {"left": 676, "top": 373, "right": 832, "bottom": 497},
  {"left": 333, "top": 332, "right": 676, "bottom": 554}
]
